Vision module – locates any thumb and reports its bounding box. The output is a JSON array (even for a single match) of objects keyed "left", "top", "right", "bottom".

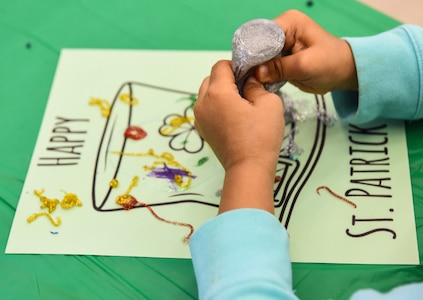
[
  {"left": 255, "top": 55, "right": 299, "bottom": 83},
  {"left": 243, "top": 76, "right": 271, "bottom": 103}
]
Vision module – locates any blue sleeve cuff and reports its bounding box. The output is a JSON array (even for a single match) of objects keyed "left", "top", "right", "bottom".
[
  {"left": 189, "top": 208, "right": 297, "bottom": 299},
  {"left": 332, "top": 24, "right": 423, "bottom": 124}
]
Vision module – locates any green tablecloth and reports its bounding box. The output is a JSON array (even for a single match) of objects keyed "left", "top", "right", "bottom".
[{"left": 1, "top": 0, "right": 421, "bottom": 299}]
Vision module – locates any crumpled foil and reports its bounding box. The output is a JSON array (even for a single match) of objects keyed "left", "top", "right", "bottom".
[
  {"left": 231, "top": 18, "right": 286, "bottom": 96},
  {"left": 231, "top": 19, "right": 336, "bottom": 160}
]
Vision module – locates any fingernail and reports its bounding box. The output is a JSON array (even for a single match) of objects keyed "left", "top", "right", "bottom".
[{"left": 257, "top": 65, "right": 269, "bottom": 81}]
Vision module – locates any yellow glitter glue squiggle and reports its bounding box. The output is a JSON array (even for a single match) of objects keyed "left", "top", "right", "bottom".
[
  {"left": 160, "top": 116, "right": 194, "bottom": 135},
  {"left": 28, "top": 189, "right": 83, "bottom": 227},
  {"left": 60, "top": 192, "right": 83, "bottom": 209},
  {"left": 119, "top": 93, "right": 139, "bottom": 106},
  {"left": 27, "top": 212, "right": 62, "bottom": 227},
  {"left": 89, "top": 98, "right": 111, "bottom": 118},
  {"left": 109, "top": 178, "right": 119, "bottom": 188},
  {"left": 34, "top": 189, "right": 60, "bottom": 213},
  {"left": 115, "top": 176, "right": 139, "bottom": 208},
  {"left": 112, "top": 149, "right": 193, "bottom": 189}
]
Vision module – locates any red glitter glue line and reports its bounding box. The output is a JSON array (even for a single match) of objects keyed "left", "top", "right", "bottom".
[
  {"left": 118, "top": 195, "right": 194, "bottom": 243},
  {"left": 124, "top": 126, "right": 147, "bottom": 140}
]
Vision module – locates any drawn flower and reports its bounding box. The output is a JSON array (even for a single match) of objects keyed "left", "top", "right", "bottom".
[{"left": 159, "top": 105, "right": 204, "bottom": 154}]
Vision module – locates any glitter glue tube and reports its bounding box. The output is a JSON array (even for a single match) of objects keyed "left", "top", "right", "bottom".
[{"left": 231, "top": 18, "right": 286, "bottom": 97}]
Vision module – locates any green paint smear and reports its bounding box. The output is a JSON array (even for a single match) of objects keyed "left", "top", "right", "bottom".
[
  {"left": 177, "top": 95, "right": 197, "bottom": 108},
  {"left": 196, "top": 156, "right": 209, "bottom": 166}
]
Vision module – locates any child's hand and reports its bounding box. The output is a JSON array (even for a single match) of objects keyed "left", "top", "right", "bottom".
[
  {"left": 256, "top": 10, "right": 358, "bottom": 94},
  {"left": 194, "top": 60, "right": 285, "bottom": 213},
  {"left": 194, "top": 60, "right": 284, "bottom": 174}
]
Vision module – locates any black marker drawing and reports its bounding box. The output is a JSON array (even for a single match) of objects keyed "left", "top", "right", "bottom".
[
  {"left": 91, "top": 83, "right": 329, "bottom": 230},
  {"left": 274, "top": 95, "right": 328, "bottom": 228},
  {"left": 91, "top": 82, "right": 219, "bottom": 213}
]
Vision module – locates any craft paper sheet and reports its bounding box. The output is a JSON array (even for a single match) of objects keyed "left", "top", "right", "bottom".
[{"left": 6, "top": 49, "right": 419, "bottom": 264}]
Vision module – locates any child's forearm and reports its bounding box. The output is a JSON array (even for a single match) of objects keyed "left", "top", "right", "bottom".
[{"left": 218, "top": 162, "right": 276, "bottom": 214}]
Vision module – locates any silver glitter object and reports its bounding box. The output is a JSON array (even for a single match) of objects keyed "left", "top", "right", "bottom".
[
  {"left": 317, "top": 107, "right": 337, "bottom": 126},
  {"left": 231, "top": 19, "right": 336, "bottom": 161},
  {"left": 231, "top": 18, "right": 286, "bottom": 96}
]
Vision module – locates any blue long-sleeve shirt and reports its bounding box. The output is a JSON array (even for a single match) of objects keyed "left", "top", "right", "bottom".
[
  {"left": 190, "top": 24, "right": 423, "bottom": 300},
  {"left": 332, "top": 24, "right": 423, "bottom": 124}
]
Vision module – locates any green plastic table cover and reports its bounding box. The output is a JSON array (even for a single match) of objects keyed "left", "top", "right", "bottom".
[{"left": 0, "top": 0, "right": 422, "bottom": 299}]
